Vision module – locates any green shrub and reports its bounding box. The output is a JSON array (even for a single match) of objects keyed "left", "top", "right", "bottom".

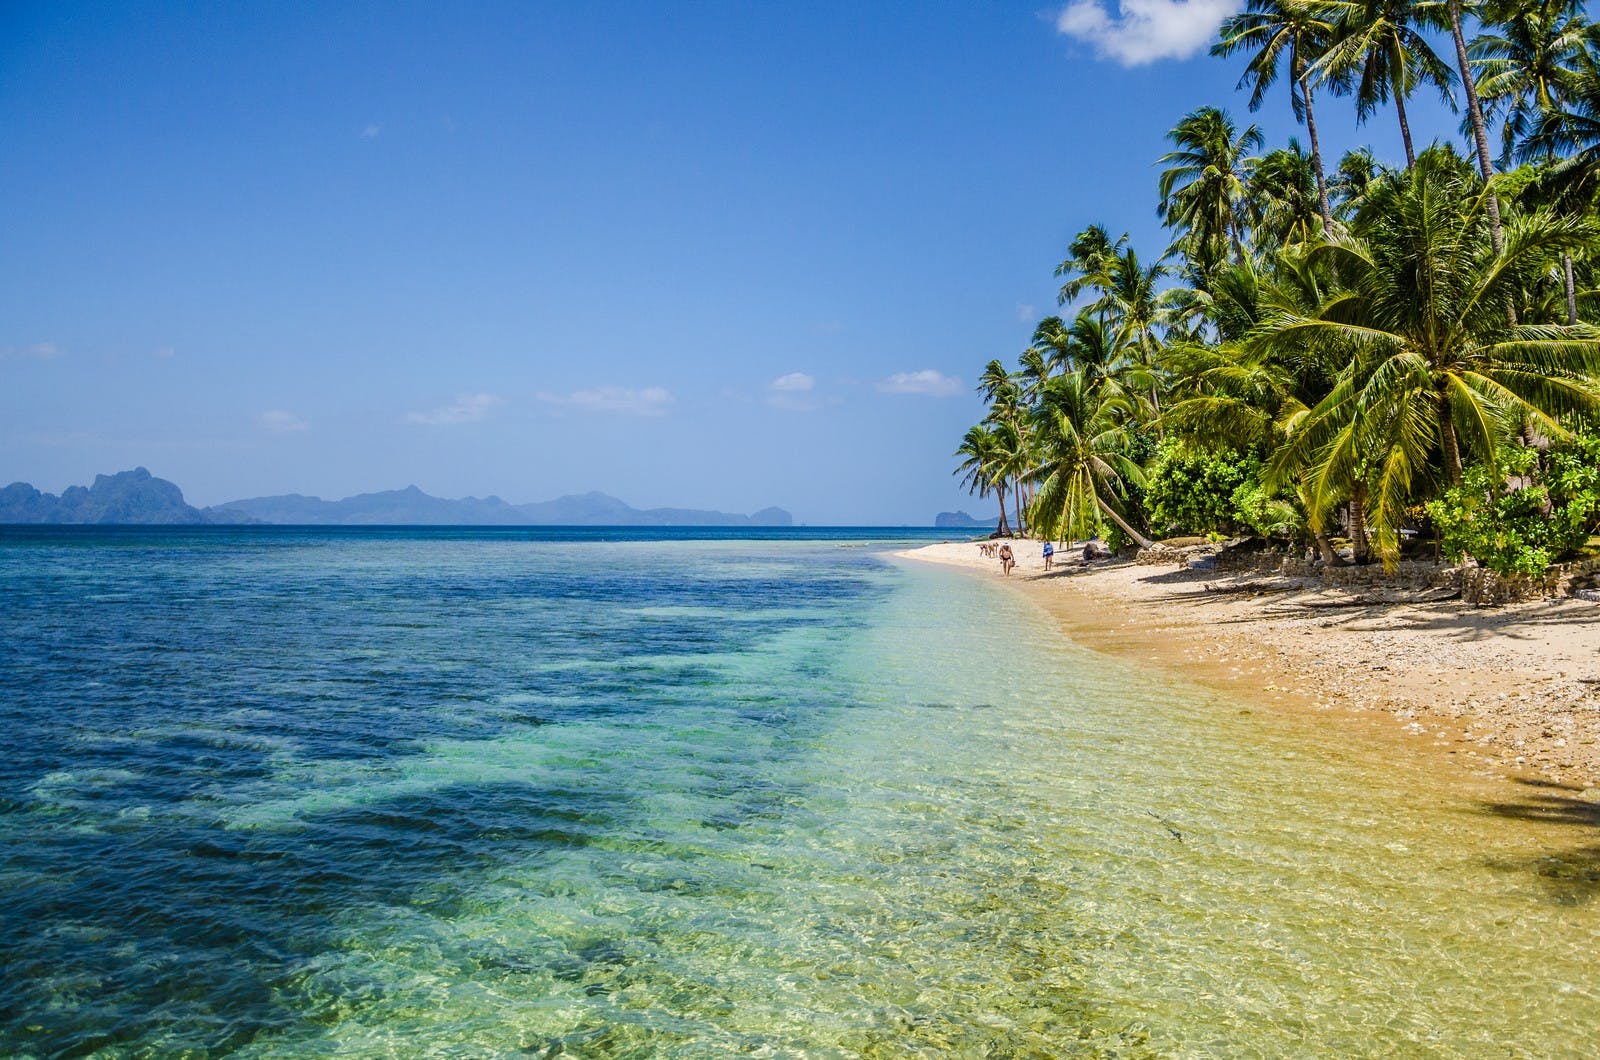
[
  {"left": 1144, "top": 444, "right": 1300, "bottom": 539},
  {"left": 1145, "top": 446, "right": 1250, "bottom": 536},
  {"left": 1426, "top": 438, "right": 1600, "bottom": 576}
]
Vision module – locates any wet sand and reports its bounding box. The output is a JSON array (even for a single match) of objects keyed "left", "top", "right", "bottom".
[{"left": 899, "top": 540, "right": 1600, "bottom": 792}]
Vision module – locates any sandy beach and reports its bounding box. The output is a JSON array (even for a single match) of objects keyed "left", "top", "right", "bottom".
[{"left": 901, "top": 540, "right": 1600, "bottom": 790}]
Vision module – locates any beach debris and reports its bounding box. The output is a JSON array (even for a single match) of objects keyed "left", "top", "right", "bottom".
[
  {"left": 1201, "top": 581, "right": 1292, "bottom": 596},
  {"left": 1145, "top": 810, "right": 1183, "bottom": 842}
]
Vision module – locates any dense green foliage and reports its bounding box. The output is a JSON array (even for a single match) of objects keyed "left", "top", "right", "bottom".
[
  {"left": 1427, "top": 437, "right": 1600, "bottom": 574},
  {"left": 955, "top": 0, "right": 1600, "bottom": 575},
  {"left": 1145, "top": 446, "right": 1257, "bottom": 537}
]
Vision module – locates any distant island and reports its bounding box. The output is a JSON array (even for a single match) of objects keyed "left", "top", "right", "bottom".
[
  {"left": 933, "top": 510, "right": 995, "bottom": 530},
  {"left": 0, "top": 468, "right": 794, "bottom": 527}
]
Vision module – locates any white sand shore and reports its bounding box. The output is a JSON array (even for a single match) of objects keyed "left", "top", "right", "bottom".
[{"left": 899, "top": 540, "right": 1600, "bottom": 789}]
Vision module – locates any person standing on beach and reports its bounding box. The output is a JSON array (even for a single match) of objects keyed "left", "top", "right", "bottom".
[
  {"left": 998, "top": 543, "right": 1014, "bottom": 576},
  {"left": 1042, "top": 540, "right": 1054, "bottom": 571}
]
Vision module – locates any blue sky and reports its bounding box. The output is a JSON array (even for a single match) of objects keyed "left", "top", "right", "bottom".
[{"left": 1, "top": 1, "right": 1461, "bottom": 522}]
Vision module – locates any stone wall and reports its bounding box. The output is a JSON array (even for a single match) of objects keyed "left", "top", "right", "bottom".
[
  {"left": 1197, "top": 544, "right": 1600, "bottom": 605},
  {"left": 1456, "top": 557, "right": 1600, "bottom": 606}
]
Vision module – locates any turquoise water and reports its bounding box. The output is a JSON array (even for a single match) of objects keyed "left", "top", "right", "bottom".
[{"left": 3, "top": 527, "right": 1599, "bottom": 1056}]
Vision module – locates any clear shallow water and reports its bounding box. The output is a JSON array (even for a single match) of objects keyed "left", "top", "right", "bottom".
[{"left": 2, "top": 527, "right": 1599, "bottom": 1057}]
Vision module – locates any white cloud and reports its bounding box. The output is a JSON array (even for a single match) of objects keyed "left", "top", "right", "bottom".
[
  {"left": 152, "top": 346, "right": 176, "bottom": 359},
  {"left": 765, "top": 371, "right": 823, "bottom": 410},
  {"left": 360, "top": 123, "right": 382, "bottom": 139},
  {"left": 770, "top": 371, "right": 816, "bottom": 392},
  {"left": 1, "top": 341, "right": 64, "bottom": 361},
  {"left": 259, "top": 409, "right": 310, "bottom": 432},
  {"left": 1016, "top": 303, "right": 1038, "bottom": 322},
  {"left": 879, "top": 369, "right": 964, "bottom": 397},
  {"left": 1054, "top": 0, "right": 1241, "bottom": 66},
  {"left": 406, "top": 392, "right": 503, "bottom": 425},
  {"left": 538, "top": 386, "right": 674, "bottom": 416}
]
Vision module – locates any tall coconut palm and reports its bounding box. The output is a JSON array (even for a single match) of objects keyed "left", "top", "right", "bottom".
[
  {"left": 1028, "top": 373, "right": 1156, "bottom": 548},
  {"left": 1434, "top": 0, "right": 1510, "bottom": 255},
  {"left": 1477, "top": 0, "right": 1590, "bottom": 321},
  {"left": 954, "top": 425, "right": 1013, "bottom": 536},
  {"left": 1018, "top": 344, "right": 1052, "bottom": 406},
  {"left": 1214, "top": 0, "right": 1342, "bottom": 232},
  {"left": 1158, "top": 107, "right": 1265, "bottom": 280},
  {"left": 1251, "top": 148, "right": 1600, "bottom": 563},
  {"left": 1472, "top": 0, "right": 1587, "bottom": 162},
  {"left": 1101, "top": 247, "right": 1177, "bottom": 419},
  {"left": 1055, "top": 224, "right": 1128, "bottom": 309},
  {"left": 1247, "top": 140, "right": 1328, "bottom": 249},
  {"left": 978, "top": 360, "right": 1032, "bottom": 534},
  {"left": 1313, "top": 0, "right": 1456, "bottom": 169},
  {"left": 1329, "top": 145, "right": 1393, "bottom": 217}
]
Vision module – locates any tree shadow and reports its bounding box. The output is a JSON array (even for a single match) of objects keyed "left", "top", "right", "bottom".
[{"left": 1479, "top": 779, "right": 1600, "bottom": 906}]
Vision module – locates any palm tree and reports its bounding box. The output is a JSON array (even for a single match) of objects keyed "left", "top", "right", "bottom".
[
  {"left": 1055, "top": 224, "right": 1128, "bottom": 308},
  {"left": 954, "top": 425, "right": 1013, "bottom": 535},
  {"left": 1438, "top": 0, "right": 1511, "bottom": 256},
  {"left": 977, "top": 359, "right": 1032, "bottom": 534},
  {"left": 1101, "top": 247, "right": 1177, "bottom": 419},
  {"left": 1247, "top": 140, "right": 1327, "bottom": 249},
  {"left": 1329, "top": 146, "right": 1389, "bottom": 217},
  {"left": 1018, "top": 343, "right": 1052, "bottom": 405},
  {"left": 1214, "top": 0, "right": 1341, "bottom": 232},
  {"left": 1162, "top": 249, "right": 1352, "bottom": 562},
  {"left": 1472, "top": 0, "right": 1587, "bottom": 162},
  {"left": 1157, "top": 107, "right": 1264, "bottom": 280},
  {"left": 1313, "top": 0, "right": 1456, "bottom": 169},
  {"left": 1251, "top": 149, "right": 1600, "bottom": 563},
  {"left": 1477, "top": 0, "right": 1590, "bottom": 321},
  {"left": 1066, "top": 310, "right": 1131, "bottom": 393},
  {"left": 1028, "top": 373, "right": 1156, "bottom": 548}
]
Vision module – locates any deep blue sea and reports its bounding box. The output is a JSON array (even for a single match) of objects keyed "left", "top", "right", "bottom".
[{"left": 4, "top": 526, "right": 1600, "bottom": 1056}]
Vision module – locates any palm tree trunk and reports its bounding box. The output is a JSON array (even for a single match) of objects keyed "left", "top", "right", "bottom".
[
  {"left": 1447, "top": 0, "right": 1507, "bottom": 260},
  {"left": 1301, "top": 73, "right": 1333, "bottom": 234},
  {"left": 1395, "top": 88, "right": 1416, "bottom": 170},
  {"left": 1314, "top": 531, "right": 1347, "bottom": 567},
  {"left": 1013, "top": 483, "right": 1025, "bottom": 538},
  {"left": 995, "top": 485, "right": 1012, "bottom": 536},
  {"left": 1095, "top": 496, "right": 1154, "bottom": 550},
  {"left": 1564, "top": 252, "right": 1579, "bottom": 325},
  {"left": 1440, "top": 397, "right": 1464, "bottom": 485},
  {"left": 1446, "top": 0, "right": 1520, "bottom": 326},
  {"left": 1348, "top": 488, "right": 1371, "bottom": 565}
]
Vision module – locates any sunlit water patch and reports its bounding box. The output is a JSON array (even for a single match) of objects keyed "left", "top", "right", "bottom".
[{"left": 2, "top": 527, "right": 1598, "bottom": 1056}]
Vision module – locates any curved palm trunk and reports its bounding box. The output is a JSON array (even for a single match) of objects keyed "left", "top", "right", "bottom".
[
  {"left": 995, "top": 485, "right": 1012, "bottom": 537},
  {"left": 1348, "top": 487, "right": 1371, "bottom": 565},
  {"left": 1301, "top": 73, "right": 1333, "bottom": 234},
  {"left": 1314, "top": 531, "right": 1348, "bottom": 567},
  {"left": 1440, "top": 397, "right": 1464, "bottom": 485},
  {"left": 1394, "top": 88, "right": 1417, "bottom": 170},
  {"left": 1096, "top": 496, "right": 1154, "bottom": 550},
  {"left": 1013, "top": 483, "right": 1026, "bottom": 538}
]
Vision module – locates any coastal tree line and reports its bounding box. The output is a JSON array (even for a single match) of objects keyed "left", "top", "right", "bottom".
[{"left": 956, "top": 0, "right": 1600, "bottom": 575}]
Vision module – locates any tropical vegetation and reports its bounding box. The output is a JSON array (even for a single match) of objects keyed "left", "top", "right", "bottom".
[{"left": 955, "top": 0, "right": 1600, "bottom": 577}]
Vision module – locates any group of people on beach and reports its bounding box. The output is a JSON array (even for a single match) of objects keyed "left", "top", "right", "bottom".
[
  {"left": 978, "top": 540, "right": 1018, "bottom": 575},
  {"left": 979, "top": 536, "right": 1106, "bottom": 576}
]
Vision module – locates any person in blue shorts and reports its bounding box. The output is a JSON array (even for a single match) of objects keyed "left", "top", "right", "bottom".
[{"left": 1042, "top": 540, "right": 1054, "bottom": 571}]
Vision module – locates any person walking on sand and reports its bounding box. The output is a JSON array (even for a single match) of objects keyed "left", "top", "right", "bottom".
[
  {"left": 998, "top": 542, "right": 1014, "bottom": 576},
  {"left": 1042, "top": 540, "right": 1054, "bottom": 571}
]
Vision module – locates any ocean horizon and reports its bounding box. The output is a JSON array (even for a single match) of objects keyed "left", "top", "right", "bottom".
[{"left": 4, "top": 527, "right": 1599, "bottom": 1055}]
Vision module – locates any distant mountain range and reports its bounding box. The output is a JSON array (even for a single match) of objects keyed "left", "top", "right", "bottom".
[
  {"left": 933, "top": 510, "right": 995, "bottom": 529},
  {"left": 0, "top": 469, "right": 794, "bottom": 527}
]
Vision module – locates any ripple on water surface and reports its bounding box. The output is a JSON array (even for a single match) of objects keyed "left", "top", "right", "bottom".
[{"left": 2, "top": 527, "right": 1599, "bottom": 1056}]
